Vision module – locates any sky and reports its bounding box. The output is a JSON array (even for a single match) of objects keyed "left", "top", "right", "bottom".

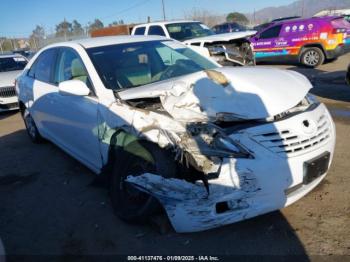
[{"left": 0, "top": 0, "right": 296, "bottom": 37}]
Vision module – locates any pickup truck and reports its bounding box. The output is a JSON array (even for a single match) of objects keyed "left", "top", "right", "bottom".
[{"left": 131, "top": 20, "right": 257, "bottom": 66}]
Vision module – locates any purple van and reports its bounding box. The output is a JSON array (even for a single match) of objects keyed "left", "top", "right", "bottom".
[{"left": 251, "top": 16, "right": 349, "bottom": 67}]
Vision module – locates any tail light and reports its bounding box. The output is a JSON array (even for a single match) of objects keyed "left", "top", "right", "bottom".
[{"left": 333, "top": 28, "right": 346, "bottom": 34}]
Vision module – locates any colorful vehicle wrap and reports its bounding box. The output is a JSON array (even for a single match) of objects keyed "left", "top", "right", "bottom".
[{"left": 251, "top": 16, "right": 349, "bottom": 61}]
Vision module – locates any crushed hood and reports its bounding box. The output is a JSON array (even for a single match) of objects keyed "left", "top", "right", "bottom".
[
  {"left": 184, "top": 31, "right": 257, "bottom": 43},
  {"left": 118, "top": 67, "right": 312, "bottom": 122},
  {"left": 0, "top": 70, "right": 22, "bottom": 87}
]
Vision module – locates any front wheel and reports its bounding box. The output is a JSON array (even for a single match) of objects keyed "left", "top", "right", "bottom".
[
  {"left": 300, "top": 47, "right": 325, "bottom": 68},
  {"left": 23, "top": 108, "right": 43, "bottom": 143},
  {"left": 110, "top": 141, "right": 176, "bottom": 223}
]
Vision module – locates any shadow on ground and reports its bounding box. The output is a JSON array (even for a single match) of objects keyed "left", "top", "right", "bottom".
[{"left": 0, "top": 110, "right": 19, "bottom": 121}]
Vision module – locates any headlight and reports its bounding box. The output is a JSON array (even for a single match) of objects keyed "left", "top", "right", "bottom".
[
  {"left": 213, "top": 135, "right": 252, "bottom": 158},
  {"left": 306, "top": 93, "right": 318, "bottom": 104},
  {"left": 207, "top": 46, "right": 225, "bottom": 55},
  {"left": 187, "top": 123, "right": 252, "bottom": 158}
]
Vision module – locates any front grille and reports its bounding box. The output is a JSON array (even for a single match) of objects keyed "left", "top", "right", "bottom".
[
  {"left": 0, "top": 86, "right": 16, "bottom": 98},
  {"left": 252, "top": 113, "right": 331, "bottom": 157}
]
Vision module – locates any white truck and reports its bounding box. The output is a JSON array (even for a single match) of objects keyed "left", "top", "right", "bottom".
[{"left": 131, "top": 20, "right": 257, "bottom": 66}]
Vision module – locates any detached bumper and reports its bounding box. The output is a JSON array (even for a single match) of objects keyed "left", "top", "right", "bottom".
[{"left": 127, "top": 103, "right": 335, "bottom": 233}]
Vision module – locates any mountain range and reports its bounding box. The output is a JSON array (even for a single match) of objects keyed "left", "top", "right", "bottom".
[{"left": 246, "top": 0, "right": 350, "bottom": 24}]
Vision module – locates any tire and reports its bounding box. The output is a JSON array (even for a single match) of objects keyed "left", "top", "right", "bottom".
[
  {"left": 300, "top": 47, "right": 325, "bottom": 68},
  {"left": 23, "top": 108, "right": 43, "bottom": 143},
  {"left": 110, "top": 141, "right": 176, "bottom": 223}
]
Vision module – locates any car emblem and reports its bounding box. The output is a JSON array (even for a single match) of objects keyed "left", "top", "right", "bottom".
[{"left": 301, "top": 119, "right": 317, "bottom": 136}]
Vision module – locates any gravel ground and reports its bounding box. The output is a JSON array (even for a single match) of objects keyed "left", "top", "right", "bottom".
[{"left": 0, "top": 53, "right": 349, "bottom": 261}]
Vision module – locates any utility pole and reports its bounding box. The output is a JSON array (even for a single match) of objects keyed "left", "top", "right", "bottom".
[
  {"left": 161, "top": 0, "right": 166, "bottom": 21},
  {"left": 253, "top": 9, "right": 256, "bottom": 25},
  {"left": 301, "top": 0, "right": 305, "bottom": 17}
]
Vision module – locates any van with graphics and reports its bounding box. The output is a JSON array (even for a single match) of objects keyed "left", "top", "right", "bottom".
[{"left": 251, "top": 16, "right": 349, "bottom": 67}]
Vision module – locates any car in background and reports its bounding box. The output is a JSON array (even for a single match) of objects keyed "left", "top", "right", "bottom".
[
  {"left": 0, "top": 54, "right": 28, "bottom": 112},
  {"left": 17, "top": 36, "right": 335, "bottom": 233},
  {"left": 314, "top": 8, "right": 350, "bottom": 22},
  {"left": 253, "top": 22, "right": 272, "bottom": 32},
  {"left": 131, "top": 20, "right": 256, "bottom": 66},
  {"left": 13, "top": 50, "right": 36, "bottom": 60},
  {"left": 212, "top": 22, "right": 248, "bottom": 33},
  {"left": 251, "top": 16, "right": 349, "bottom": 67},
  {"left": 346, "top": 63, "right": 350, "bottom": 85}
]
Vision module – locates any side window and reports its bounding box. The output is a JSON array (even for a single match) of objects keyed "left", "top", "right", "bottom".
[
  {"left": 260, "top": 25, "right": 282, "bottom": 39},
  {"left": 134, "top": 27, "right": 145, "bottom": 35},
  {"left": 222, "top": 24, "right": 229, "bottom": 32},
  {"left": 29, "top": 49, "right": 57, "bottom": 83},
  {"left": 148, "top": 26, "right": 166, "bottom": 36},
  {"left": 54, "top": 48, "right": 91, "bottom": 87}
]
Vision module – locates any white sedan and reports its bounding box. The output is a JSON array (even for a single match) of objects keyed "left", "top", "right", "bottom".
[
  {"left": 16, "top": 36, "right": 335, "bottom": 232},
  {"left": 0, "top": 54, "right": 28, "bottom": 112}
]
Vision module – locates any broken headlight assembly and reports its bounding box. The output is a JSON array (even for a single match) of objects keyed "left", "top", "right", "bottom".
[
  {"left": 207, "top": 46, "right": 225, "bottom": 56},
  {"left": 187, "top": 123, "right": 252, "bottom": 159},
  {"left": 211, "top": 135, "right": 252, "bottom": 158}
]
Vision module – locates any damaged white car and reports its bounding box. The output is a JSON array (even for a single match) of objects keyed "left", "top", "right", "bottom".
[{"left": 16, "top": 36, "right": 335, "bottom": 233}]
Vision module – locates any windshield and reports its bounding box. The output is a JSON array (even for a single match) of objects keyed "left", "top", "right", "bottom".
[
  {"left": 87, "top": 40, "right": 217, "bottom": 90},
  {"left": 165, "top": 22, "right": 214, "bottom": 41},
  {"left": 0, "top": 56, "right": 27, "bottom": 72}
]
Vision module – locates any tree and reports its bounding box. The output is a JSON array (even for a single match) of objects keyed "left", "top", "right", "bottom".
[
  {"left": 226, "top": 12, "right": 249, "bottom": 25},
  {"left": 72, "top": 20, "right": 84, "bottom": 35},
  {"left": 184, "top": 8, "right": 225, "bottom": 27},
  {"left": 0, "top": 38, "right": 14, "bottom": 52},
  {"left": 31, "top": 25, "right": 45, "bottom": 39},
  {"left": 55, "top": 19, "right": 73, "bottom": 37},
  {"left": 29, "top": 25, "right": 46, "bottom": 50},
  {"left": 88, "top": 19, "right": 104, "bottom": 33}
]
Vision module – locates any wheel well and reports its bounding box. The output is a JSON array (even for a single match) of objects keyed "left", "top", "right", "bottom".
[{"left": 299, "top": 44, "right": 326, "bottom": 58}]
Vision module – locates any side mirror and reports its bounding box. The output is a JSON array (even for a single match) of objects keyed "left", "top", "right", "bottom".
[{"left": 58, "top": 80, "right": 90, "bottom": 96}]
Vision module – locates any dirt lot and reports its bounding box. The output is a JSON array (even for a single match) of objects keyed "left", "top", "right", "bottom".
[{"left": 0, "top": 53, "right": 350, "bottom": 260}]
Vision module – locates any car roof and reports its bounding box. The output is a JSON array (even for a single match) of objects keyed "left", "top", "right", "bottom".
[
  {"left": 272, "top": 15, "right": 342, "bottom": 26},
  {"left": 45, "top": 35, "right": 169, "bottom": 49},
  {"left": 134, "top": 20, "right": 201, "bottom": 27}
]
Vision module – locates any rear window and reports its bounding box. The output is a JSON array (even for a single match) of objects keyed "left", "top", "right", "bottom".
[
  {"left": 134, "top": 27, "right": 145, "bottom": 35},
  {"left": 0, "top": 56, "right": 27, "bottom": 72},
  {"left": 148, "top": 25, "right": 166, "bottom": 36},
  {"left": 331, "top": 18, "right": 350, "bottom": 29}
]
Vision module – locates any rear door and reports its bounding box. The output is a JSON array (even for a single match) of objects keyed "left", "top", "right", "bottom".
[{"left": 25, "top": 48, "right": 59, "bottom": 135}]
